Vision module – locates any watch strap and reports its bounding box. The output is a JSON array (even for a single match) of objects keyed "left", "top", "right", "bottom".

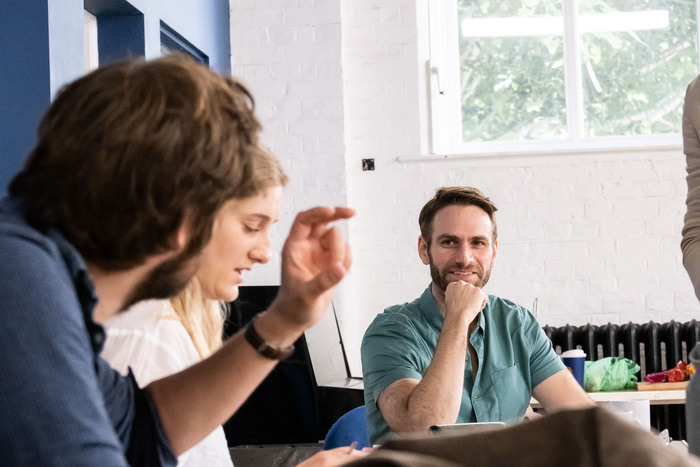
[{"left": 243, "top": 317, "right": 295, "bottom": 361}]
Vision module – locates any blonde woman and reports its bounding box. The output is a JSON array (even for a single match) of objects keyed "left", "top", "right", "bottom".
[{"left": 102, "top": 149, "right": 287, "bottom": 466}]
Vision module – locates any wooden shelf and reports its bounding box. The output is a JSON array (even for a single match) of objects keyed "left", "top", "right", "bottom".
[
  {"left": 637, "top": 381, "right": 689, "bottom": 391},
  {"left": 531, "top": 389, "right": 686, "bottom": 408}
]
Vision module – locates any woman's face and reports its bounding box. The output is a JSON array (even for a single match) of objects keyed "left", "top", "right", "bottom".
[{"left": 196, "top": 186, "right": 283, "bottom": 301}]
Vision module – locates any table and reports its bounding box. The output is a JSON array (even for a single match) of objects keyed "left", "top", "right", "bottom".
[{"left": 530, "top": 389, "right": 686, "bottom": 409}]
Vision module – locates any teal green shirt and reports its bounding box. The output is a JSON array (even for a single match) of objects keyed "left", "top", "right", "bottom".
[{"left": 361, "top": 285, "right": 564, "bottom": 443}]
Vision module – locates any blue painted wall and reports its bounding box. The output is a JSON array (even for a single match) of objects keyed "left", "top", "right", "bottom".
[{"left": 0, "top": 0, "right": 230, "bottom": 192}]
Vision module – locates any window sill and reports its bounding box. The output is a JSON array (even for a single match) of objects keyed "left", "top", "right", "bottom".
[{"left": 397, "top": 142, "right": 683, "bottom": 163}]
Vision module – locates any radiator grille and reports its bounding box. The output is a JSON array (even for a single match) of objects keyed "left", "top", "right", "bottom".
[{"left": 542, "top": 320, "right": 700, "bottom": 441}]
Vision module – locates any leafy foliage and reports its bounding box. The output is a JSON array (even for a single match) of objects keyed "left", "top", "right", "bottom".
[{"left": 457, "top": 0, "right": 698, "bottom": 142}]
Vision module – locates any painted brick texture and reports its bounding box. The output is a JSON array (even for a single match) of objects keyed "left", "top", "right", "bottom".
[{"left": 231, "top": 0, "right": 698, "bottom": 374}]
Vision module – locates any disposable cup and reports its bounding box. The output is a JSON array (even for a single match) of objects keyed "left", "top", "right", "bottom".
[{"left": 561, "top": 349, "right": 586, "bottom": 388}]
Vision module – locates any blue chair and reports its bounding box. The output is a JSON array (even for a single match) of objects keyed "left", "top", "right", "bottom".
[{"left": 323, "top": 405, "right": 370, "bottom": 450}]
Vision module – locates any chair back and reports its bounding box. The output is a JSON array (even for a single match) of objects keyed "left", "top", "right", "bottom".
[{"left": 322, "top": 405, "right": 370, "bottom": 450}]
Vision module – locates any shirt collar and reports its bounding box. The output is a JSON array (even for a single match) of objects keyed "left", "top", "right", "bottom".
[
  {"left": 46, "top": 228, "right": 104, "bottom": 353},
  {"left": 2, "top": 196, "right": 104, "bottom": 353},
  {"left": 418, "top": 284, "right": 444, "bottom": 331}
]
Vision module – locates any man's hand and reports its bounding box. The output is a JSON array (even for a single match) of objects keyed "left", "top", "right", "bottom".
[
  {"left": 268, "top": 206, "right": 354, "bottom": 330},
  {"left": 444, "top": 280, "right": 487, "bottom": 328}
]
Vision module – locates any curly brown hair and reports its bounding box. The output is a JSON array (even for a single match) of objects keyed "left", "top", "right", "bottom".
[{"left": 9, "top": 53, "right": 264, "bottom": 271}]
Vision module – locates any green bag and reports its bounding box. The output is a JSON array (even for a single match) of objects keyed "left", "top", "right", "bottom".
[{"left": 583, "top": 357, "right": 640, "bottom": 392}]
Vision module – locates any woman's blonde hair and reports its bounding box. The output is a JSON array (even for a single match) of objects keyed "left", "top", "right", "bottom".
[{"left": 170, "top": 147, "right": 288, "bottom": 358}]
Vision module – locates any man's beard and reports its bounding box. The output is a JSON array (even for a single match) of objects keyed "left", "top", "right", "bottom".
[
  {"left": 428, "top": 250, "right": 492, "bottom": 292},
  {"left": 121, "top": 249, "right": 202, "bottom": 312}
]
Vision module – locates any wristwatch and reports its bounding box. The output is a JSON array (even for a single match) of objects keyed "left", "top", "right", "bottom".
[{"left": 243, "top": 316, "right": 295, "bottom": 361}]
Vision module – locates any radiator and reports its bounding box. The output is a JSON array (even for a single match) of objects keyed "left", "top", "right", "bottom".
[{"left": 542, "top": 320, "right": 700, "bottom": 441}]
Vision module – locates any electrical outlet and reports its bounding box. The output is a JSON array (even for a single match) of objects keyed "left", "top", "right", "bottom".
[{"left": 362, "top": 158, "right": 375, "bottom": 171}]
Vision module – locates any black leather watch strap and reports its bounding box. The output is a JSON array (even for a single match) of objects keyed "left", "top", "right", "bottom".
[{"left": 243, "top": 316, "right": 295, "bottom": 361}]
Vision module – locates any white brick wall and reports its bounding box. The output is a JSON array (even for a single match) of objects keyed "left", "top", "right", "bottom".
[
  {"left": 231, "top": 0, "right": 699, "bottom": 375},
  {"left": 229, "top": 0, "right": 362, "bottom": 369},
  {"left": 230, "top": 0, "right": 347, "bottom": 275}
]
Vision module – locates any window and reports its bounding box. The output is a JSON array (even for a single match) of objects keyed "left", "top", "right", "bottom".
[
  {"left": 83, "top": 10, "right": 99, "bottom": 72},
  {"left": 160, "top": 21, "right": 208, "bottom": 66},
  {"left": 428, "top": 0, "right": 698, "bottom": 155},
  {"left": 83, "top": 0, "right": 145, "bottom": 66}
]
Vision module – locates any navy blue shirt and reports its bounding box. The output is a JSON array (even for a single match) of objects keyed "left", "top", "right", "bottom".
[{"left": 0, "top": 197, "right": 177, "bottom": 466}]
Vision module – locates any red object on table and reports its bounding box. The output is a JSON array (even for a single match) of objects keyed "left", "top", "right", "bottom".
[
  {"left": 667, "top": 368, "right": 685, "bottom": 382},
  {"left": 643, "top": 371, "right": 668, "bottom": 383}
]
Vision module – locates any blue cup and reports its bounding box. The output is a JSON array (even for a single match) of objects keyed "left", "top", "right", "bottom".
[{"left": 561, "top": 349, "right": 586, "bottom": 388}]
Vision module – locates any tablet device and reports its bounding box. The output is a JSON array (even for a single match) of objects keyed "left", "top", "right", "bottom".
[{"left": 429, "top": 421, "right": 506, "bottom": 435}]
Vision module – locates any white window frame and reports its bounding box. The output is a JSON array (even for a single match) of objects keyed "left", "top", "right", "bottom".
[
  {"left": 83, "top": 10, "right": 99, "bottom": 73},
  {"left": 427, "top": 0, "right": 690, "bottom": 157}
]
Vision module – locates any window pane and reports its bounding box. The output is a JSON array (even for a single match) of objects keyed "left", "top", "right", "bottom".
[
  {"left": 579, "top": 0, "right": 697, "bottom": 137},
  {"left": 458, "top": 1, "right": 567, "bottom": 143}
]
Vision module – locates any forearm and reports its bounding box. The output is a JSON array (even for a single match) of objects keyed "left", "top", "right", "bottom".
[
  {"left": 407, "top": 333, "right": 468, "bottom": 426},
  {"left": 382, "top": 322, "right": 469, "bottom": 432},
  {"left": 532, "top": 369, "right": 595, "bottom": 415},
  {"left": 148, "top": 308, "right": 306, "bottom": 455}
]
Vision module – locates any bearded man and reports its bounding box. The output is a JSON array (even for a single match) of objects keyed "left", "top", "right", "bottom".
[{"left": 361, "top": 186, "right": 594, "bottom": 444}]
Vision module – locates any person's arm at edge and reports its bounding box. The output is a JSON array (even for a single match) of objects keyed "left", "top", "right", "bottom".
[
  {"left": 147, "top": 207, "right": 354, "bottom": 456},
  {"left": 682, "top": 75, "right": 700, "bottom": 301},
  {"left": 377, "top": 281, "right": 485, "bottom": 433}
]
